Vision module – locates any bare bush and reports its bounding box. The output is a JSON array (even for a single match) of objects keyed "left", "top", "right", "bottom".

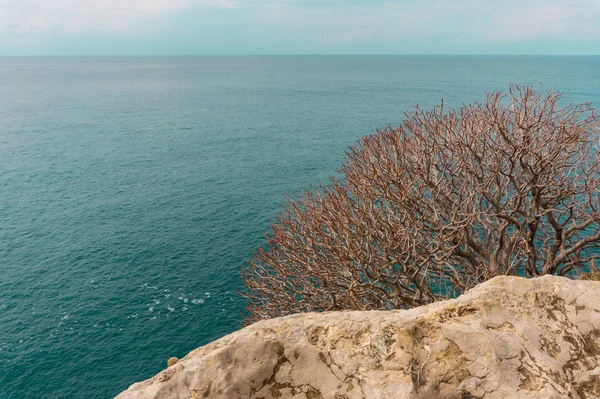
[{"left": 241, "top": 86, "right": 600, "bottom": 323}]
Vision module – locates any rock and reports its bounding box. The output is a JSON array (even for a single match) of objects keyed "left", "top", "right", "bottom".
[{"left": 115, "top": 275, "right": 600, "bottom": 399}]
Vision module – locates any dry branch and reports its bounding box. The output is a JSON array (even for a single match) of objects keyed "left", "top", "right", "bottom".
[{"left": 241, "top": 86, "right": 600, "bottom": 324}]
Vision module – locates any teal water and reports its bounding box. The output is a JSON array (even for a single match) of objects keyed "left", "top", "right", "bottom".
[{"left": 1, "top": 56, "right": 599, "bottom": 398}]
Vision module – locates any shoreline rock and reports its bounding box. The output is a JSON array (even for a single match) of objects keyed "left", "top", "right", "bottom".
[{"left": 116, "top": 275, "right": 600, "bottom": 398}]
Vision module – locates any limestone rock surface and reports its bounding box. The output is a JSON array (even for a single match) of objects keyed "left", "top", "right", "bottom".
[{"left": 116, "top": 276, "right": 600, "bottom": 399}]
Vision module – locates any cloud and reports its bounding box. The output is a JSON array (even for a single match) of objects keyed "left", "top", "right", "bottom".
[
  {"left": 244, "top": 0, "right": 599, "bottom": 49},
  {"left": 488, "top": 1, "right": 600, "bottom": 41},
  {"left": 0, "top": 0, "right": 235, "bottom": 32},
  {"left": 0, "top": 0, "right": 598, "bottom": 54}
]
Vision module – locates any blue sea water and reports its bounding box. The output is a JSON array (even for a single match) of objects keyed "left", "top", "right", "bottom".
[{"left": 1, "top": 55, "right": 599, "bottom": 399}]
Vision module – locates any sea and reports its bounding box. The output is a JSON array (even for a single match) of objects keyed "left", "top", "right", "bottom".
[{"left": 1, "top": 55, "right": 599, "bottom": 399}]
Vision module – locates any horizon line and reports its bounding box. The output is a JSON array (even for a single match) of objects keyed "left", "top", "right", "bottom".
[{"left": 2, "top": 53, "right": 600, "bottom": 57}]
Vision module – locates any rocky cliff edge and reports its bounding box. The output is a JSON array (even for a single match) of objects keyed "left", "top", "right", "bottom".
[{"left": 116, "top": 276, "right": 600, "bottom": 399}]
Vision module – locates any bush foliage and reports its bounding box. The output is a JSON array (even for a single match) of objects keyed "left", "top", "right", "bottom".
[{"left": 242, "top": 86, "right": 600, "bottom": 323}]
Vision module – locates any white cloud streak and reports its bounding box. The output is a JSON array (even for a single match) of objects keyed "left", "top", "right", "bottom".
[{"left": 0, "top": 0, "right": 235, "bottom": 32}]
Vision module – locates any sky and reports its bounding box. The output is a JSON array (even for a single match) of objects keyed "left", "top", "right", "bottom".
[{"left": 0, "top": 0, "right": 599, "bottom": 55}]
